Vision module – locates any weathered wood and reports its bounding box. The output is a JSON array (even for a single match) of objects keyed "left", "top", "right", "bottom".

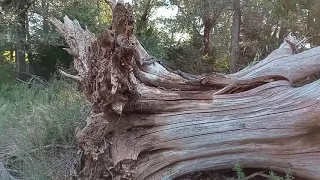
[
  {"left": 50, "top": 16, "right": 95, "bottom": 80},
  {"left": 51, "top": 1, "right": 320, "bottom": 180},
  {"left": 129, "top": 80, "right": 320, "bottom": 179}
]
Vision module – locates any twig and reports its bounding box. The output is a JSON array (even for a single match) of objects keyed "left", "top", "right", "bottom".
[
  {"left": 16, "top": 71, "right": 49, "bottom": 85},
  {"left": 15, "top": 78, "right": 43, "bottom": 87},
  {"left": 246, "top": 170, "right": 269, "bottom": 179},
  {"left": 58, "top": 69, "right": 82, "bottom": 82},
  {"left": 28, "top": 144, "right": 75, "bottom": 154},
  {"left": 106, "top": 165, "right": 114, "bottom": 180},
  {"left": 296, "top": 37, "right": 308, "bottom": 47},
  {"left": 27, "top": 76, "right": 35, "bottom": 86},
  {"left": 16, "top": 78, "right": 28, "bottom": 84}
]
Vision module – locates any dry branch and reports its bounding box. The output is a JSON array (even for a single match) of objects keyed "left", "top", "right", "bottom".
[
  {"left": 50, "top": 16, "right": 95, "bottom": 80},
  {"left": 58, "top": 69, "right": 82, "bottom": 82},
  {"left": 51, "top": 1, "right": 320, "bottom": 180}
]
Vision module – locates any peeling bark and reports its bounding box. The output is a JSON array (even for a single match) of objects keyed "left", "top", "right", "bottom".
[{"left": 51, "top": 2, "right": 320, "bottom": 180}]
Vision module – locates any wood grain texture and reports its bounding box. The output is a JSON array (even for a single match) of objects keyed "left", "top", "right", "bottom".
[{"left": 108, "top": 80, "right": 320, "bottom": 179}]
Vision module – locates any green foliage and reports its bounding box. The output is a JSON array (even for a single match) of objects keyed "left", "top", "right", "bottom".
[
  {"left": 268, "top": 170, "right": 294, "bottom": 180},
  {"left": 269, "top": 171, "right": 283, "bottom": 180},
  {"left": 233, "top": 163, "right": 294, "bottom": 180},
  {"left": 0, "top": 63, "right": 15, "bottom": 87},
  {"left": 57, "top": 0, "right": 112, "bottom": 35},
  {"left": 33, "top": 44, "right": 73, "bottom": 79},
  {"left": 137, "top": 26, "right": 171, "bottom": 61},
  {"left": 1, "top": 0, "right": 319, "bottom": 77},
  {"left": 27, "top": 0, "right": 112, "bottom": 79},
  {"left": 0, "top": 79, "right": 89, "bottom": 179},
  {"left": 233, "top": 162, "right": 247, "bottom": 180},
  {"left": 284, "top": 170, "right": 295, "bottom": 180},
  {"left": 0, "top": 0, "right": 113, "bottom": 80}
]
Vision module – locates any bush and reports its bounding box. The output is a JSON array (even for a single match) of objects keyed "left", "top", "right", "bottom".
[{"left": 0, "top": 79, "right": 89, "bottom": 179}]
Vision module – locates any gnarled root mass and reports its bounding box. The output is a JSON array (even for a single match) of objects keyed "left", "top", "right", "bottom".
[{"left": 51, "top": 1, "right": 320, "bottom": 180}]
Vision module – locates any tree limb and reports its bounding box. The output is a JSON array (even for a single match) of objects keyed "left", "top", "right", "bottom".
[{"left": 58, "top": 69, "right": 82, "bottom": 82}]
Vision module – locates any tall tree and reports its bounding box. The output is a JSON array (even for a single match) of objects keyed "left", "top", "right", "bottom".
[
  {"left": 172, "top": 0, "right": 230, "bottom": 56},
  {"left": 16, "top": 7, "right": 28, "bottom": 79},
  {"left": 134, "top": 0, "right": 152, "bottom": 35},
  {"left": 230, "top": 0, "right": 241, "bottom": 72}
]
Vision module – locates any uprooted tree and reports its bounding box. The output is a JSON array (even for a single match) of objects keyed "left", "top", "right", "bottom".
[{"left": 50, "top": 1, "right": 320, "bottom": 180}]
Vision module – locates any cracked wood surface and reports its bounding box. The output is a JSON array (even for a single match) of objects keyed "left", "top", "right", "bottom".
[{"left": 108, "top": 80, "right": 320, "bottom": 179}]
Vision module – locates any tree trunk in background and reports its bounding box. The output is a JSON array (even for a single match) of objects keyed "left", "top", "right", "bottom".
[
  {"left": 136, "top": 0, "right": 152, "bottom": 36},
  {"left": 201, "top": 5, "right": 225, "bottom": 57},
  {"left": 26, "top": 14, "right": 37, "bottom": 74},
  {"left": 191, "top": 26, "right": 202, "bottom": 49},
  {"left": 271, "top": 21, "right": 279, "bottom": 40},
  {"left": 14, "top": 44, "right": 17, "bottom": 63},
  {"left": 42, "top": 0, "right": 49, "bottom": 33},
  {"left": 203, "top": 17, "right": 214, "bottom": 56},
  {"left": 10, "top": 47, "right": 14, "bottom": 62},
  {"left": 230, "top": 0, "right": 241, "bottom": 72},
  {"left": 278, "top": 24, "right": 288, "bottom": 45},
  {"left": 51, "top": 2, "right": 320, "bottom": 180},
  {"left": 16, "top": 10, "right": 27, "bottom": 80}
]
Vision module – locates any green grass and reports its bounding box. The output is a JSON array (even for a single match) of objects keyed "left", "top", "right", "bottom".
[{"left": 0, "top": 79, "right": 89, "bottom": 179}]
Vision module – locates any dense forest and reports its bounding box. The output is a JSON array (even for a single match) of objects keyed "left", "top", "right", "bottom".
[
  {"left": 1, "top": 0, "right": 319, "bottom": 81},
  {"left": 1, "top": 0, "right": 320, "bottom": 179}
]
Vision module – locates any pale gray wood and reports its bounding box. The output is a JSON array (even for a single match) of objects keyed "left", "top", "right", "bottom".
[{"left": 107, "top": 80, "right": 320, "bottom": 180}]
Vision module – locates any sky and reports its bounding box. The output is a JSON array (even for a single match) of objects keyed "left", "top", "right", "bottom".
[
  {"left": 123, "top": 0, "right": 178, "bottom": 19},
  {"left": 151, "top": 6, "right": 178, "bottom": 20}
]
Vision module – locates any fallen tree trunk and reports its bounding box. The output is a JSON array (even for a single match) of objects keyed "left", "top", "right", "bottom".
[{"left": 51, "top": 1, "right": 320, "bottom": 180}]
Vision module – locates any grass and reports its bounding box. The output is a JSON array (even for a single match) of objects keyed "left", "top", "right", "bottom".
[{"left": 0, "top": 79, "right": 89, "bottom": 179}]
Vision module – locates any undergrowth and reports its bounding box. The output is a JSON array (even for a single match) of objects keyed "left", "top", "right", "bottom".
[
  {"left": 0, "top": 64, "right": 15, "bottom": 87},
  {"left": 0, "top": 79, "right": 89, "bottom": 179}
]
